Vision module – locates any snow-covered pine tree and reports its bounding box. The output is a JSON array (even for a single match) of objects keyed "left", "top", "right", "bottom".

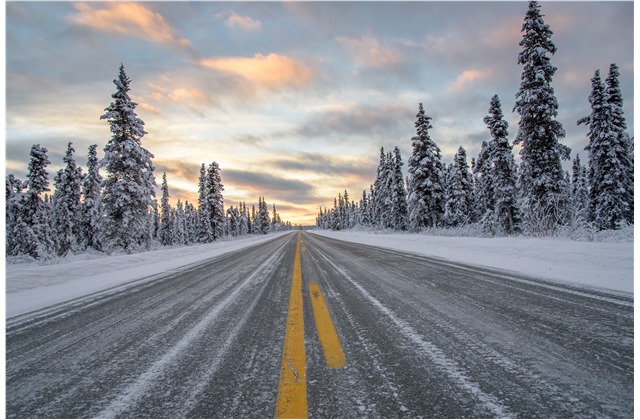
[
  {"left": 371, "top": 147, "right": 387, "bottom": 227},
  {"left": 570, "top": 154, "right": 589, "bottom": 224},
  {"left": 197, "top": 163, "right": 212, "bottom": 242},
  {"left": 444, "top": 146, "right": 474, "bottom": 227},
  {"left": 359, "top": 190, "right": 370, "bottom": 227},
  {"left": 100, "top": 64, "right": 156, "bottom": 252},
  {"left": 159, "top": 172, "right": 173, "bottom": 246},
  {"left": 227, "top": 205, "right": 240, "bottom": 236},
  {"left": 578, "top": 68, "right": 633, "bottom": 230},
  {"left": 184, "top": 201, "right": 197, "bottom": 244},
  {"left": 514, "top": 1, "right": 571, "bottom": 234},
  {"left": 81, "top": 144, "right": 102, "bottom": 251},
  {"left": 388, "top": 147, "right": 409, "bottom": 230},
  {"left": 472, "top": 141, "right": 494, "bottom": 225},
  {"left": 604, "top": 64, "right": 633, "bottom": 225},
  {"left": 52, "top": 142, "right": 83, "bottom": 256},
  {"left": 485, "top": 95, "right": 519, "bottom": 234},
  {"left": 173, "top": 200, "right": 186, "bottom": 245},
  {"left": 407, "top": 103, "right": 444, "bottom": 230},
  {"left": 205, "top": 162, "right": 225, "bottom": 240},
  {"left": 6, "top": 174, "right": 24, "bottom": 256},
  {"left": 257, "top": 196, "right": 271, "bottom": 234},
  {"left": 13, "top": 145, "right": 55, "bottom": 258}
]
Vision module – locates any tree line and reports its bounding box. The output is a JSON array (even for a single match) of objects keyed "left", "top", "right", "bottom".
[
  {"left": 6, "top": 64, "right": 294, "bottom": 261},
  {"left": 317, "top": 1, "right": 633, "bottom": 236}
]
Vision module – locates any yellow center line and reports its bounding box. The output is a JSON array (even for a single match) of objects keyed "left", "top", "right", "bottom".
[
  {"left": 275, "top": 232, "right": 308, "bottom": 419},
  {"left": 308, "top": 282, "right": 346, "bottom": 369}
]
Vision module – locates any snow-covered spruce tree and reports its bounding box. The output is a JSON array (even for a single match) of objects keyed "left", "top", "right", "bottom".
[
  {"left": 407, "top": 103, "right": 444, "bottom": 231},
  {"left": 227, "top": 206, "right": 241, "bottom": 236},
  {"left": 205, "top": 162, "right": 225, "bottom": 240},
  {"left": 52, "top": 142, "right": 83, "bottom": 256},
  {"left": 388, "top": 147, "right": 409, "bottom": 230},
  {"left": 12, "top": 145, "right": 56, "bottom": 258},
  {"left": 197, "top": 163, "right": 212, "bottom": 242},
  {"left": 444, "top": 146, "right": 474, "bottom": 227},
  {"left": 80, "top": 144, "right": 102, "bottom": 251},
  {"left": 379, "top": 151, "right": 396, "bottom": 229},
  {"left": 578, "top": 68, "right": 633, "bottom": 230},
  {"left": 159, "top": 172, "right": 173, "bottom": 246},
  {"left": 604, "top": 64, "right": 633, "bottom": 225},
  {"left": 6, "top": 174, "right": 24, "bottom": 256},
  {"left": 256, "top": 196, "right": 271, "bottom": 234},
  {"left": 100, "top": 64, "right": 156, "bottom": 253},
  {"left": 513, "top": 1, "right": 571, "bottom": 234},
  {"left": 371, "top": 147, "right": 387, "bottom": 227},
  {"left": 172, "top": 200, "right": 187, "bottom": 245},
  {"left": 570, "top": 154, "right": 589, "bottom": 224},
  {"left": 472, "top": 141, "right": 494, "bottom": 225},
  {"left": 485, "top": 95, "right": 519, "bottom": 234},
  {"left": 359, "top": 190, "right": 371, "bottom": 226}
]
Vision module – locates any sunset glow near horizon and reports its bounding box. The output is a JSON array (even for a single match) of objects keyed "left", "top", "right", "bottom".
[{"left": 5, "top": 2, "right": 634, "bottom": 225}]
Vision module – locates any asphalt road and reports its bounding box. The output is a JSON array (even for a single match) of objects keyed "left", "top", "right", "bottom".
[{"left": 6, "top": 231, "right": 633, "bottom": 418}]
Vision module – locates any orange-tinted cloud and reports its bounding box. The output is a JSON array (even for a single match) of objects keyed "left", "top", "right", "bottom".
[
  {"left": 68, "top": 2, "right": 191, "bottom": 48},
  {"left": 336, "top": 35, "right": 403, "bottom": 68},
  {"left": 199, "top": 53, "right": 313, "bottom": 89},
  {"left": 449, "top": 69, "right": 492, "bottom": 92}
]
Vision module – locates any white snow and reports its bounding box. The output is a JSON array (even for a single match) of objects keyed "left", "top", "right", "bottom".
[
  {"left": 310, "top": 230, "right": 633, "bottom": 295},
  {"left": 6, "top": 229, "right": 633, "bottom": 319},
  {"left": 5, "top": 232, "right": 291, "bottom": 318}
]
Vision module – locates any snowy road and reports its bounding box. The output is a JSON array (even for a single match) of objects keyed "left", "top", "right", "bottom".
[{"left": 6, "top": 232, "right": 633, "bottom": 418}]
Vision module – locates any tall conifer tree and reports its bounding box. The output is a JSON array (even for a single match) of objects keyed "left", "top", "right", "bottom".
[
  {"left": 100, "top": 64, "right": 156, "bottom": 252},
  {"left": 513, "top": 1, "right": 570, "bottom": 233}
]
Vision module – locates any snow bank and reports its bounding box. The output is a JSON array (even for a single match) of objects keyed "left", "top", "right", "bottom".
[
  {"left": 5, "top": 232, "right": 292, "bottom": 318},
  {"left": 310, "top": 230, "right": 633, "bottom": 295}
]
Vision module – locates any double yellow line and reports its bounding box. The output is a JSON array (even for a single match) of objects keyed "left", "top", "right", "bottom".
[{"left": 274, "top": 232, "right": 345, "bottom": 418}]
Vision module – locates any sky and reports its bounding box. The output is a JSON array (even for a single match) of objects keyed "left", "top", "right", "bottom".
[{"left": 5, "top": 1, "right": 634, "bottom": 225}]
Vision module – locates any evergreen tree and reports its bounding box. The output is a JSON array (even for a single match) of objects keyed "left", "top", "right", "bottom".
[
  {"left": 371, "top": 147, "right": 387, "bottom": 227},
  {"left": 578, "top": 68, "right": 633, "bottom": 229},
  {"left": 407, "top": 103, "right": 444, "bottom": 230},
  {"left": 513, "top": 1, "right": 571, "bottom": 234},
  {"left": 13, "top": 145, "right": 55, "bottom": 258},
  {"left": 52, "top": 142, "right": 83, "bottom": 256},
  {"left": 6, "top": 174, "right": 24, "bottom": 256},
  {"left": 159, "top": 172, "right": 173, "bottom": 246},
  {"left": 604, "top": 64, "right": 633, "bottom": 225},
  {"left": 388, "top": 147, "right": 408, "bottom": 230},
  {"left": 473, "top": 141, "right": 494, "bottom": 224},
  {"left": 444, "top": 146, "right": 474, "bottom": 227},
  {"left": 81, "top": 144, "right": 102, "bottom": 250},
  {"left": 485, "top": 95, "right": 519, "bottom": 234},
  {"left": 570, "top": 154, "right": 589, "bottom": 223},
  {"left": 359, "top": 190, "right": 370, "bottom": 226},
  {"left": 197, "top": 163, "right": 212, "bottom": 242},
  {"left": 205, "top": 162, "right": 225, "bottom": 240},
  {"left": 173, "top": 200, "right": 187, "bottom": 245},
  {"left": 100, "top": 64, "right": 156, "bottom": 252}
]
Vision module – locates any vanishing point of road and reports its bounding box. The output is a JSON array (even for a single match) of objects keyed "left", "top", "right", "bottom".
[{"left": 6, "top": 232, "right": 633, "bottom": 418}]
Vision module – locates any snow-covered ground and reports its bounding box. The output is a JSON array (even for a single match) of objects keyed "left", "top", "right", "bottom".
[
  {"left": 310, "top": 230, "right": 633, "bottom": 295},
  {"left": 5, "top": 232, "right": 291, "bottom": 318},
  {"left": 6, "top": 229, "right": 633, "bottom": 318}
]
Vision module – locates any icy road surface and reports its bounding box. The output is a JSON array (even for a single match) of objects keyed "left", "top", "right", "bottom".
[{"left": 6, "top": 232, "right": 633, "bottom": 418}]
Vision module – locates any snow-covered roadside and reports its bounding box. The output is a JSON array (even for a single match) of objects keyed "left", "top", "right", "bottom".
[
  {"left": 310, "top": 230, "right": 633, "bottom": 295},
  {"left": 5, "top": 232, "right": 292, "bottom": 318}
]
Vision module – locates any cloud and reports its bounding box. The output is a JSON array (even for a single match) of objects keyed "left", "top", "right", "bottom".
[
  {"left": 223, "top": 169, "right": 316, "bottom": 204},
  {"left": 296, "top": 103, "right": 414, "bottom": 139},
  {"left": 336, "top": 35, "right": 403, "bottom": 68},
  {"left": 268, "top": 153, "right": 375, "bottom": 181},
  {"left": 199, "top": 53, "right": 313, "bottom": 89},
  {"left": 68, "top": 2, "right": 191, "bottom": 48},
  {"left": 448, "top": 69, "right": 493, "bottom": 92},
  {"left": 224, "top": 11, "right": 261, "bottom": 31}
]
